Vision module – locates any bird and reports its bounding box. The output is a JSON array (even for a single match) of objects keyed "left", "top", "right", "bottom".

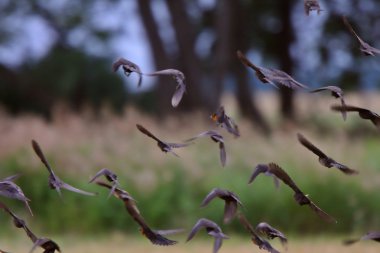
[
  {"left": 112, "top": 58, "right": 143, "bottom": 87},
  {"left": 96, "top": 181, "right": 177, "bottom": 246},
  {"left": 237, "top": 213, "right": 280, "bottom": 253},
  {"left": 136, "top": 124, "right": 191, "bottom": 157},
  {"left": 0, "top": 178, "right": 33, "bottom": 216},
  {"left": 186, "top": 218, "right": 229, "bottom": 253},
  {"left": 248, "top": 164, "right": 280, "bottom": 189},
  {"left": 29, "top": 238, "right": 61, "bottom": 253},
  {"left": 31, "top": 140, "right": 97, "bottom": 198},
  {"left": 297, "top": 133, "right": 358, "bottom": 175},
  {"left": 342, "top": 16, "right": 380, "bottom": 56},
  {"left": 309, "top": 85, "right": 347, "bottom": 120},
  {"left": 0, "top": 249, "right": 9, "bottom": 253},
  {"left": 304, "top": 0, "right": 322, "bottom": 16},
  {"left": 200, "top": 188, "right": 243, "bottom": 224},
  {"left": 343, "top": 231, "right": 380, "bottom": 245},
  {"left": 331, "top": 104, "right": 380, "bottom": 129},
  {"left": 210, "top": 106, "right": 240, "bottom": 138},
  {"left": 185, "top": 130, "right": 226, "bottom": 166},
  {"left": 89, "top": 168, "right": 119, "bottom": 198},
  {"left": 237, "top": 50, "right": 309, "bottom": 90},
  {"left": 255, "top": 222, "right": 288, "bottom": 248},
  {"left": 144, "top": 69, "right": 186, "bottom": 107}
]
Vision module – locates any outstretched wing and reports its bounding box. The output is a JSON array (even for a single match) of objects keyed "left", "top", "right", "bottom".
[
  {"left": 200, "top": 188, "right": 222, "bottom": 207},
  {"left": 308, "top": 200, "right": 337, "bottom": 223},
  {"left": 267, "top": 163, "right": 302, "bottom": 194},
  {"left": 60, "top": 182, "right": 97, "bottom": 196},
  {"left": 31, "top": 140, "right": 56, "bottom": 177},
  {"left": 136, "top": 124, "right": 163, "bottom": 143},
  {"left": 297, "top": 133, "right": 327, "bottom": 158},
  {"left": 248, "top": 164, "right": 269, "bottom": 184},
  {"left": 330, "top": 162, "right": 359, "bottom": 175}
]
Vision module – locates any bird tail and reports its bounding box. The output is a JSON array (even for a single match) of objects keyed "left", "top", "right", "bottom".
[{"left": 141, "top": 227, "right": 177, "bottom": 246}]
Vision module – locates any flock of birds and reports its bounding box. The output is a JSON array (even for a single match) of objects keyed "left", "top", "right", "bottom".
[{"left": 1, "top": 1, "right": 380, "bottom": 252}]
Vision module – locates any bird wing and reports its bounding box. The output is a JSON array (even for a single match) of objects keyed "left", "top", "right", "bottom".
[
  {"left": 361, "top": 231, "right": 380, "bottom": 241},
  {"left": 308, "top": 200, "right": 337, "bottom": 223},
  {"left": 248, "top": 164, "right": 269, "bottom": 184},
  {"left": 89, "top": 168, "right": 117, "bottom": 183},
  {"left": 200, "top": 188, "right": 222, "bottom": 207},
  {"left": 212, "top": 237, "right": 224, "bottom": 253},
  {"left": 297, "top": 133, "right": 327, "bottom": 158},
  {"left": 31, "top": 140, "right": 57, "bottom": 178},
  {"left": 219, "top": 142, "right": 226, "bottom": 167},
  {"left": 342, "top": 16, "right": 369, "bottom": 47},
  {"left": 136, "top": 124, "right": 163, "bottom": 143},
  {"left": 171, "top": 82, "right": 186, "bottom": 107},
  {"left": 330, "top": 162, "right": 359, "bottom": 175},
  {"left": 60, "top": 181, "right": 97, "bottom": 196},
  {"left": 267, "top": 163, "right": 303, "bottom": 194},
  {"left": 223, "top": 201, "right": 238, "bottom": 224}
]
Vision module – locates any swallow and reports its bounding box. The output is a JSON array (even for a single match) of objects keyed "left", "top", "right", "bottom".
[
  {"left": 237, "top": 213, "right": 280, "bottom": 253},
  {"left": 248, "top": 164, "right": 280, "bottom": 189},
  {"left": 145, "top": 69, "right": 186, "bottom": 107},
  {"left": 310, "top": 85, "right": 347, "bottom": 120},
  {"left": 343, "top": 231, "right": 380, "bottom": 245},
  {"left": 331, "top": 104, "right": 380, "bottom": 129},
  {"left": 343, "top": 16, "right": 380, "bottom": 56},
  {"left": 186, "top": 218, "right": 229, "bottom": 253},
  {"left": 304, "top": 0, "right": 322, "bottom": 16},
  {"left": 0, "top": 179, "right": 33, "bottom": 216},
  {"left": 255, "top": 222, "right": 288, "bottom": 248},
  {"left": 237, "top": 50, "right": 309, "bottom": 90},
  {"left": 200, "top": 188, "right": 243, "bottom": 224},
  {"left": 210, "top": 106, "right": 240, "bottom": 138},
  {"left": 89, "top": 168, "right": 119, "bottom": 198},
  {"left": 96, "top": 181, "right": 177, "bottom": 246},
  {"left": 297, "top": 133, "right": 358, "bottom": 175},
  {"left": 185, "top": 130, "right": 226, "bottom": 166},
  {"left": 112, "top": 58, "right": 143, "bottom": 87},
  {"left": 31, "top": 140, "right": 97, "bottom": 197},
  {"left": 136, "top": 124, "right": 190, "bottom": 157}
]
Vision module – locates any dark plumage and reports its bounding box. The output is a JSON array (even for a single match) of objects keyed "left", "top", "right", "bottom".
[
  {"left": 31, "top": 140, "right": 97, "bottom": 197},
  {"left": 343, "top": 231, "right": 380, "bottom": 245},
  {"left": 96, "top": 181, "right": 177, "bottom": 246},
  {"left": 297, "top": 133, "right": 358, "bottom": 175},
  {"left": 210, "top": 106, "right": 240, "bottom": 138},
  {"left": 89, "top": 168, "right": 119, "bottom": 198},
  {"left": 256, "top": 222, "right": 288, "bottom": 248},
  {"left": 136, "top": 124, "right": 190, "bottom": 157},
  {"left": 310, "top": 85, "right": 347, "bottom": 120},
  {"left": 112, "top": 58, "right": 143, "bottom": 87},
  {"left": 187, "top": 218, "right": 229, "bottom": 253},
  {"left": 200, "top": 188, "right": 242, "bottom": 224},
  {"left": 248, "top": 164, "right": 280, "bottom": 189},
  {"left": 331, "top": 104, "right": 380, "bottom": 129},
  {"left": 0, "top": 178, "right": 33, "bottom": 216},
  {"left": 304, "top": 0, "right": 322, "bottom": 16}
]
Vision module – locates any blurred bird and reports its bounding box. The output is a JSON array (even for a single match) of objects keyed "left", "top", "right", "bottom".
[
  {"left": 185, "top": 130, "right": 226, "bottom": 166},
  {"left": 255, "top": 222, "right": 288, "bottom": 248},
  {"left": 331, "top": 104, "right": 380, "bottom": 129},
  {"left": 304, "top": 0, "right": 322, "bottom": 16},
  {"left": 0, "top": 249, "right": 9, "bottom": 253},
  {"left": 136, "top": 124, "right": 191, "bottom": 157},
  {"left": 237, "top": 50, "right": 309, "bottom": 90},
  {"left": 200, "top": 188, "right": 243, "bottom": 224},
  {"left": 145, "top": 69, "right": 186, "bottom": 107},
  {"left": 89, "top": 168, "right": 119, "bottom": 198},
  {"left": 248, "top": 164, "right": 280, "bottom": 189},
  {"left": 343, "top": 231, "right": 380, "bottom": 245},
  {"left": 0, "top": 179, "right": 33, "bottom": 216},
  {"left": 187, "top": 218, "right": 229, "bottom": 253},
  {"left": 210, "top": 106, "right": 240, "bottom": 138},
  {"left": 96, "top": 181, "right": 177, "bottom": 246},
  {"left": 342, "top": 16, "right": 380, "bottom": 56},
  {"left": 238, "top": 213, "right": 280, "bottom": 253},
  {"left": 31, "top": 140, "right": 97, "bottom": 198},
  {"left": 297, "top": 133, "right": 358, "bottom": 175},
  {"left": 112, "top": 58, "right": 143, "bottom": 87},
  {"left": 310, "top": 85, "right": 347, "bottom": 120}
]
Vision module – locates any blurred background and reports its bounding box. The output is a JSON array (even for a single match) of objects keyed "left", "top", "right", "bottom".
[{"left": 0, "top": 0, "right": 380, "bottom": 252}]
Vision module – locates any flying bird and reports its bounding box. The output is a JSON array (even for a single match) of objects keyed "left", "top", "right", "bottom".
[
  {"left": 310, "top": 85, "right": 347, "bottom": 120},
  {"left": 0, "top": 179, "right": 33, "bottom": 216},
  {"left": 237, "top": 50, "right": 309, "bottom": 90},
  {"left": 342, "top": 16, "right": 380, "bottom": 56},
  {"left": 343, "top": 231, "right": 380, "bottom": 245},
  {"left": 112, "top": 58, "right": 143, "bottom": 87},
  {"left": 237, "top": 213, "right": 280, "bottom": 253},
  {"left": 331, "top": 104, "right": 380, "bottom": 129},
  {"left": 31, "top": 140, "right": 97, "bottom": 197},
  {"left": 187, "top": 218, "right": 229, "bottom": 253},
  {"left": 89, "top": 168, "right": 119, "bottom": 198},
  {"left": 210, "top": 106, "right": 240, "bottom": 138},
  {"left": 145, "top": 69, "right": 186, "bottom": 107},
  {"left": 185, "top": 130, "right": 226, "bottom": 166},
  {"left": 304, "top": 0, "right": 322, "bottom": 16},
  {"left": 256, "top": 222, "right": 288, "bottom": 248},
  {"left": 200, "top": 188, "right": 243, "bottom": 224},
  {"left": 136, "top": 124, "right": 191, "bottom": 157},
  {"left": 248, "top": 164, "right": 280, "bottom": 189},
  {"left": 297, "top": 133, "right": 358, "bottom": 175},
  {"left": 96, "top": 181, "right": 177, "bottom": 246}
]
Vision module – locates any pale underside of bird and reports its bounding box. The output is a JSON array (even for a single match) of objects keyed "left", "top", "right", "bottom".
[
  {"left": 200, "top": 188, "right": 243, "bottom": 224},
  {"left": 89, "top": 168, "right": 119, "bottom": 198},
  {"left": 144, "top": 69, "right": 186, "bottom": 107},
  {"left": 248, "top": 164, "right": 280, "bottom": 189},
  {"left": 0, "top": 180, "right": 33, "bottom": 216},
  {"left": 112, "top": 57, "right": 143, "bottom": 87},
  {"left": 297, "top": 133, "right": 358, "bottom": 175},
  {"left": 304, "top": 0, "right": 322, "bottom": 16},
  {"left": 187, "top": 218, "right": 229, "bottom": 253},
  {"left": 331, "top": 104, "right": 380, "bottom": 129},
  {"left": 255, "top": 222, "right": 288, "bottom": 248},
  {"left": 210, "top": 106, "right": 240, "bottom": 138},
  {"left": 310, "top": 85, "right": 347, "bottom": 120},
  {"left": 31, "top": 140, "right": 97, "bottom": 197},
  {"left": 342, "top": 16, "right": 380, "bottom": 56},
  {"left": 343, "top": 231, "right": 380, "bottom": 245},
  {"left": 237, "top": 50, "right": 309, "bottom": 90}
]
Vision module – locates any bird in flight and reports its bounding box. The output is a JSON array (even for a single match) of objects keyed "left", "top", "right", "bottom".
[
  {"left": 200, "top": 188, "right": 243, "bottom": 224},
  {"left": 237, "top": 50, "right": 309, "bottom": 90},
  {"left": 96, "top": 181, "right": 177, "bottom": 246},
  {"left": 185, "top": 130, "right": 226, "bottom": 166},
  {"left": 89, "top": 168, "right": 119, "bottom": 198},
  {"left": 248, "top": 164, "right": 280, "bottom": 189},
  {"left": 112, "top": 58, "right": 143, "bottom": 87},
  {"left": 255, "top": 222, "right": 288, "bottom": 248},
  {"left": 0, "top": 177, "right": 33, "bottom": 216},
  {"left": 297, "top": 133, "right": 358, "bottom": 175},
  {"left": 304, "top": 0, "right": 322, "bottom": 16},
  {"left": 342, "top": 16, "right": 380, "bottom": 56},
  {"left": 136, "top": 124, "right": 191, "bottom": 157},
  {"left": 187, "top": 218, "right": 229, "bottom": 253},
  {"left": 343, "top": 231, "right": 380, "bottom": 245},
  {"left": 331, "top": 104, "right": 380, "bottom": 129},
  {"left": 145, "top": 69, "right": 186, "bottom": 107},
  {"left": 210, "top": 106, "right": 240, "bottom": 138},
  {"left": 310, "top": 85, "right": 347, "bottom": 120},
  {"left": 31, "top": 140, "right": 97, "bottom": 198}
]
